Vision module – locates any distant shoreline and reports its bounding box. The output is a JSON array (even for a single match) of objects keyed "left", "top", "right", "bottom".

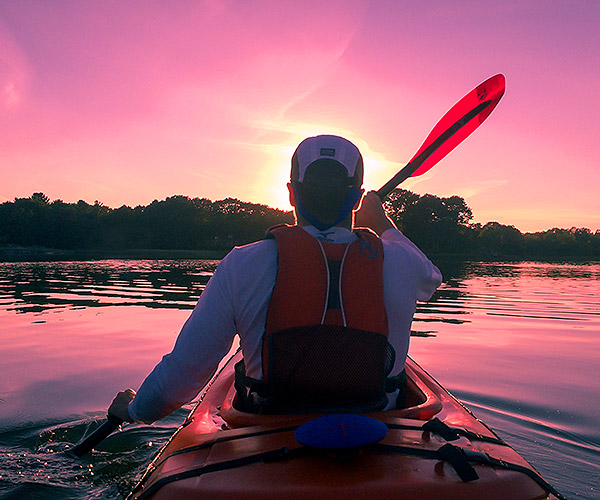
[
  {"left": 0, "top": 245, "right": 230, "bottom": 262},
  {"left": 1, "top": 244, "right": 598, "bottom": 264}
]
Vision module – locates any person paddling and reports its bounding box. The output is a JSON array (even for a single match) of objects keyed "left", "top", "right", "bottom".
[{"left": 109, "top": 135, "right": 442, "bottom": 422}]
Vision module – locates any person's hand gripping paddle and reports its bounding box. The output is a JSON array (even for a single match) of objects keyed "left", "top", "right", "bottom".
[
  {"left": 68, "top": 389, "right": 134, "bottom": 457},
  {"left": 376, "top": 74, "right": 506, "bottom": 200}
]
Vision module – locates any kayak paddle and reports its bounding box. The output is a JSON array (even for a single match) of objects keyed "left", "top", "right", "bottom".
[
  {"left": 376, "top": 74, "right": 506, "bottom": 200},
  {"left": 68, "top": 413, "right": 124, "bottom": 457}
]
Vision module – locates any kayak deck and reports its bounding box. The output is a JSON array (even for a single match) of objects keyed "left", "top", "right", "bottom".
[{"left": 128, "top": 351, "right": 561, "bottom": 500}]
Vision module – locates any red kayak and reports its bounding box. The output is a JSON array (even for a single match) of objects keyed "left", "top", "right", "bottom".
[{"left": 127, "top": 349, "right": 563, "bottom": 500}]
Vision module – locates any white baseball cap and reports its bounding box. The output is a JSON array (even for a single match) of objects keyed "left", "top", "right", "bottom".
[{"left": 291, "top": 135, "right": 363, "bottom": 187}]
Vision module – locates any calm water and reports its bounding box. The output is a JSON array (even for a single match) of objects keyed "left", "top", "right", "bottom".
[{"left": 0, "top": 259, "right": 598, "bottom": 499}]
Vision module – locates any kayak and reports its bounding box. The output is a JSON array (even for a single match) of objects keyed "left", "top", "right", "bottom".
[{"left": 127, "top": 349, "right": 563, "bottom": 500}]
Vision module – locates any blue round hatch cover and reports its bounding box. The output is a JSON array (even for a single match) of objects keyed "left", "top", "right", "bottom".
[{"left": 294, "top": 414, "right": 388, "bottom": 449}]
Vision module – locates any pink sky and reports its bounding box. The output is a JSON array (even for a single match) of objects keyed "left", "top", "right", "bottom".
[{"left": 1, "top": 1, "right": 598, "bottom": 233}]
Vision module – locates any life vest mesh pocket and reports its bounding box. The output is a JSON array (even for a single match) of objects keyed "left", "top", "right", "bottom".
[{"left": 264, "top": 325, "right": 395, "bottom": 412}]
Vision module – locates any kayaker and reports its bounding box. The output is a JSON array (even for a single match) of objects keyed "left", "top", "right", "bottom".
[{"left": 108, "top": 135, "right": 442, "bottom": 422}]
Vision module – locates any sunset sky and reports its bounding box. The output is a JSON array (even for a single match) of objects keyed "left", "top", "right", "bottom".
[{"left": 1, "top": 1, "right": 598, "bottom": 233}]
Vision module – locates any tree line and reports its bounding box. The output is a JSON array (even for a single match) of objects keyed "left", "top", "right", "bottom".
[
  {"left": 382, "top": 190, "right": 600, "bottom": 258},
  {"left": 0, "top": 193, "right": 293, "bottom": 252},
  {"left": 1, "top": 191, "right": 598, "bottom": 258}
]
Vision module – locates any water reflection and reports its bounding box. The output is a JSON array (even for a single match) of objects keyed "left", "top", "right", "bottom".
[
  {"left": 0, "top": 260, "right": 219, "bottom": 314},
  {"left": 447, "top": 259, "right": 600, "bottom": 281},
  {"left": 1, "top": 259, "right": 596, "bottom": 336},
  {"left": 419, "top": 260, "right": 599, "bottom": 333}
]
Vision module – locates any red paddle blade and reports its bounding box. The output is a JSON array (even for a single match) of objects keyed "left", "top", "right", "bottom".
[
  {"left": 376, "top": 74, "right": 506, "bottom": 200},
  {"left": 410, "top": 74, "right": 505, "bottom": 177}
]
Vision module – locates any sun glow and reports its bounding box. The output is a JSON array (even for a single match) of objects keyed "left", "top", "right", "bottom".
[{"left": 2, "top": 82, "right": 20, "bottom": 109}]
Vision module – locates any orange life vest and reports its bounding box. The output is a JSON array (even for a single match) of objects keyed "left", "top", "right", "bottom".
[
  {"left": 235, "top": 225, "right": 398, "bottom": 413},
  {"left": 264, "top": 224, "right": 389, "bottom": 337}
]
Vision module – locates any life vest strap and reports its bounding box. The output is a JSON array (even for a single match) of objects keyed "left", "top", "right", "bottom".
[{"left": 234, "top": 359, "right": 273, "bottom": 413}]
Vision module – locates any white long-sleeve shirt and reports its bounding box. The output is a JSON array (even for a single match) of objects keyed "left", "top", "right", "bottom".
[{"left": 129, "top": 226, "right": 442, "bottom": 423}]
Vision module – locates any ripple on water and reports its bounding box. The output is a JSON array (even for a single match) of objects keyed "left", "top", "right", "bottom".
[
  {"left": 455, "top": 390, "right": 600, "bottom": 500},
  {"left": 0, "top": 410, "right": 187, "bottom": 500}
]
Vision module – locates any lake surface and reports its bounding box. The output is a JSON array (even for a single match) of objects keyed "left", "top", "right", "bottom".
[{"left": 0, "top": 259, "right": 598, "bottom": 499}]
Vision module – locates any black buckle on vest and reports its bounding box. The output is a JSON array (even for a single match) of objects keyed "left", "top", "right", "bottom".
[{"left": 234, "top": 360, "right": 273, "bottom": 411}]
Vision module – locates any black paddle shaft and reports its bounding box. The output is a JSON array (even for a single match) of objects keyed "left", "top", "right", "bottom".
[{"left": 69, "top": 414, "right": 123, "bottom": 457}]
